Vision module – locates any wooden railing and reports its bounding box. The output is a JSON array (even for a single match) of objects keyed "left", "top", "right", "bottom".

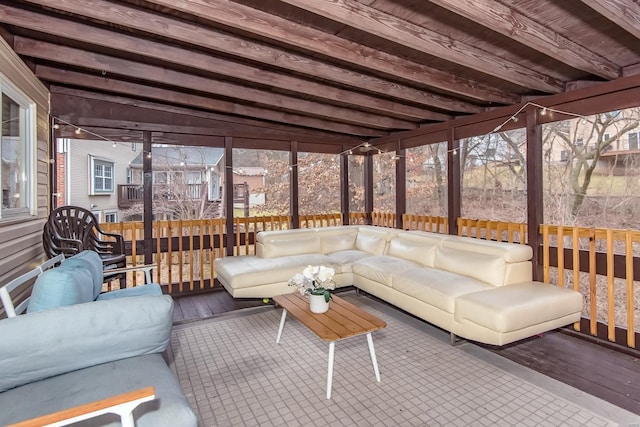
[
  {"left": 541, "top": 224, "right": 640, "bottom": 348},
  {"left": 402, "top": 214, "right": 448, "bottom": 234},
  {"left": 457, "top": 218, "right": 527, "bottom": 243},
  {"left": 102, "top": 214, "right": 640, "bottom": 349}
]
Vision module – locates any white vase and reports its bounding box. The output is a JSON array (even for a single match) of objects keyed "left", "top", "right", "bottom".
[{"left": 309, "top": 293, "right": 329, "bottom": 314}]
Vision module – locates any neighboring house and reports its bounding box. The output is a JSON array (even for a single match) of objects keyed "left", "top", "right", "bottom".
[
  {"left": 125, "top": 146, "right": 225, "bottom": 219},
  {"left": 233, "top": 166, "right": 266, "bottom": 207},
  {"left": 55, "top": 138, "right": 142, "bottom": 222}
]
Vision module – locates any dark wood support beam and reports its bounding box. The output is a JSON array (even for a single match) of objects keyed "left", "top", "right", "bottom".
[
  {"left": 395, "top": 148, "right": 406, "bottom": 229},
  {"left": 364, "top": 154, "right": 374, "bottom": 225},
  {"left": 0, "top": 4, "right": 449, "bottom": 122},
  {"left": 142, "top": 131, "right": 153, "bottom": 265},
  {"left": 429, "top": 0, "right": 618, "bottom": 79},
  {"left": 41, "top": 68, "right": 383, "bottom": 138},
  {"left": 49, "top": 116, "right": 56, "bottom": 209},
  {"left": 580, "top": 0, "right": 640, "bottom": 39},
  {"left": 15, "top": 38, "right": 415, "bottom": 130},
  {"left": 278, "top": 0, "right": 563, "bottom": 93},
  {"left": 290, "top": 142, "right": 299, "bottom": 229},
  {"left": 447, "top": 125, "right": 460, "bottom": 235},
  {"left": 49, "top": 90, "right": 370, "bottom": 144},
  {"left": 224, "top": 137, "right": 234, "bottom": 256},
  {"left": 20, "top": 0, "right": 509, "bottom": 106},
  {"left": 340, "top": 153, "right": 350, "bottom": 225},
  {"left": 526, "top": 108, "right": 543, "bottom": 280}
]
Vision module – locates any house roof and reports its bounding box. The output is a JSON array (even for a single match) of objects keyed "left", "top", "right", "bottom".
[
  {"left": 233, "top": 167, "right": 266, "bottom": 176},
  {"left": 2, "top": 1, "right": 639, "bottom": 146},
  {"left": 130, "top": 146, "right": 224, "bottom": 167}
]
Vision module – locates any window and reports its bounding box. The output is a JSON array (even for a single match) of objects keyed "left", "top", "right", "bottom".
[
  {"left": 89, "top": 156, "right": 114, "bottom": 194},
  {"left": 1, "top": 80, "right": 35, "bottom": 218},
  {"left": 629, "top": 132, "right": 638, "bottom": 151},
  {"left": 104, "top": 211, "right": 117, "bottom": 223}
]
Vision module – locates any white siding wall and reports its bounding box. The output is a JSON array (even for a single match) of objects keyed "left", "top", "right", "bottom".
[{"left": 0, "top": 37, "right": 51, "bottom": 290}]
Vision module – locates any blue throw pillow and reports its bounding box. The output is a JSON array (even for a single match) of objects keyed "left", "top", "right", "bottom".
[
  {"left": 62, "top": 250, "right": 104, "bottom": 299},
  {"left": 27, "top": 267, "right": 95, "bottom": 313}
]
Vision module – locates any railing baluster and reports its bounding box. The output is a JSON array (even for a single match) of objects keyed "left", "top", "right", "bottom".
[
  {"left": 626, "top": 230, "right": 635, "bottom": 348},
  {"left": 606, "top": 229, "right": 615, "bottom": 342},
  {"left": 589, "top": 228, "right": 597, "bottom": 335},
  {"left": 572, "top": 226, "right": 580, "bottom": 332}
]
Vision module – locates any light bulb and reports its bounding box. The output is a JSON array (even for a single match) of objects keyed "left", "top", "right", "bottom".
[
  {"left": 52, "top": 123, "right": 60, "bottom": 129},
  {"left": 75, "top": 128, "right": 82, "bottom": 134},
  {"left": 541, "top": 108, "right": 547, "bottom": 116}
]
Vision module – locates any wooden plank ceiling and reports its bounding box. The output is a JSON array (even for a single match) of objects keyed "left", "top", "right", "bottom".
[{"left": 1, "top": 0, "right": 639, "bottom": 147}]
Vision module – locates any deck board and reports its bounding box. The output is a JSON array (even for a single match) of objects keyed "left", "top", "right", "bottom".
[{"left": 172, "top": 289, "right": 640, "bottom": 415}]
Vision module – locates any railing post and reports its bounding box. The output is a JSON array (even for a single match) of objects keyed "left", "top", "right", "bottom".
[
  {"left": 142, "top": 131, "right": 153, "bottom": 266},
  {"left": 447, "top": 124, "right": 460, "bottom": 235},
  {"left": 340, "top": 152, "right": 349, "bottom": 225},
  {"left": 526, "top": 108, "right": 544, "bottom": 280},
  {"left": 364, "top": 153, "right": 373, "bottom": 225},
  {"left": 290, "top": 141, "right": 299, "bottom": 229},
  {"left": 224, "top": 136, "right": 234, "bottom": 256},
  {"left": 395, "top": 145, "right": 406, "bottom": 229}
]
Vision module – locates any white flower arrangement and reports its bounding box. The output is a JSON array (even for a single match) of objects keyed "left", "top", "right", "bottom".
[{"left": 288, "top": 265, "right": 336, "bottom": 302}]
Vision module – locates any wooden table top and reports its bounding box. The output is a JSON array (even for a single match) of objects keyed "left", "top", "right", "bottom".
[{"left": 273, "top": 293, "right": 387, "bottom": 342}]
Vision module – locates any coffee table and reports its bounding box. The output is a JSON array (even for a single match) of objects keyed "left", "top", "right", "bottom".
[{"left": 273, "top": 293, "right": 387, "bottom": 399}]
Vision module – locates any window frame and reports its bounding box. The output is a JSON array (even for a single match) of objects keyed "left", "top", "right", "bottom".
[
  {"left": 89, "top": 155, "right": 115, "bottom": 195},
  {"left": 0, "top": 76, "right": 36, "bottom": 220}
]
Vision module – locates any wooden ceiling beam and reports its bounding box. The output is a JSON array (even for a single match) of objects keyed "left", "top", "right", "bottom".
[
  {"left": 278, "top": 0, "right": 563, "bottom": 92},
  {"left": 50, "top": 90, "right": 367, "bottom": 144},
  {"left": 428, "top": 0, "right": 619, "bottom": 80},
  {"left": 40, "top": 67, "right": 383, "bottom": 138},
  {"left": 0, "top": 5, "right": 452, "bottom": 121},
  {"left": 17, "top": 0, "right": 513, "bottom": 106},
  {"left": 15, "top": 37, "right": 415, "bottom": 130},
  {"left": 580, "top": 0, "right": 640, "bottom": 39}
]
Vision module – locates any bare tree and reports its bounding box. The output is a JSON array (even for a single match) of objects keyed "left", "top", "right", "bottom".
[{"left": 545, "top": 110, "right": 640, "bottom": 218}]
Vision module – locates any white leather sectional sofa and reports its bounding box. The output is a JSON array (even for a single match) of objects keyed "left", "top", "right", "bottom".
[{"left": 216, "top": 225, "right": 582, "bottom": 346}]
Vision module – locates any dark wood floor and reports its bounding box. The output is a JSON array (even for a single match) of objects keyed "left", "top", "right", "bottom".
[{"left": 173, "top": 289, "right": 640, "bottom": 415}]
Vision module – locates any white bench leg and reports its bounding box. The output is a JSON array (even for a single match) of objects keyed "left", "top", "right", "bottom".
[
  {"left": 327, "top": 342, "right": 335, "bottom": 399},
  {"left": 276, "top": 309, "right": 287, "bottom": 344},
  {"left": 367, "top": 332, "right": 381, "bottom": 382}
]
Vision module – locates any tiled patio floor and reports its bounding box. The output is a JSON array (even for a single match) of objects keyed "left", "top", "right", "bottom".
[{"left": 167, "top": 291, "right": 640, "bottom": 426}]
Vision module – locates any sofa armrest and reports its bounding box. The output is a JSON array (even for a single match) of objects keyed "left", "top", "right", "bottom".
[{"left": 0, "top": 295, "right": 173, "bottom": 393}]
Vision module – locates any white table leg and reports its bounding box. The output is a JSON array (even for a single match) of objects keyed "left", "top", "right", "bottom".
[
  {"left": 276, "top": 309, "right": 287, "bottom": 344},
  {"left": 367, "top": 332, "right": 381, "bottom": 382},
  {"left": 326, "top": 342, "right": 335, "bottom": 399}
]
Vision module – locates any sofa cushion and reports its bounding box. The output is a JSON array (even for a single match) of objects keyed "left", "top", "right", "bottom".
[
  {"left": 96, "top": 283, "right": 163, "bottom": 300},
  {"left": 0, "top": 354, "right": 197, "bottom": 427},
  {"left": 215, "top": 254, "right": 332, "bottom": 289},
  {"left": 434, "top": 247, "right": 506, "bottom": 286},
  {"left": 353, "top": 256, "right": 420, "bottom": 287},
  {"left": 387, "top": 237, "right": 439, "bottom": 267},
  {"left": 260, "top": 235, "right": 322, "bottom": 258},
  {"left": 325, "top": 250, "right": 370, "bottom": 273},
  {"left": 27, "top": 267, "right": 95, "bottom": 313},
  {"left": 393, "top": 267, "right": 494, "bottom": 313},
  {"left": 61, "top": 250, "right": 104, "bottom": 299},
  {"left": 321, "top": 231, "right": 358, "bottom": 253},
  {"left": 0, "top": 295, "right": 173, "bottom": 392},
  {"left": 355, "top": 230, "right": 389, "bottom": 255},
  {"left": 454, "top": 282, "right": 583, "bottom": 333},
  {"left": 441, "top": 236, "right": 532, "bottom": 263}
]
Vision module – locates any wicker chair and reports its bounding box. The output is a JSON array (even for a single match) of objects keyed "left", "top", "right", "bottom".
[{"left": 42, "top": 206, "right": 127, "bottom": 275}]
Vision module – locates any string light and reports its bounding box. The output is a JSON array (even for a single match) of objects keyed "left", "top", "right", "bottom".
[{"left": 50, "top": 101, "right": 592, "bottom": 163}]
